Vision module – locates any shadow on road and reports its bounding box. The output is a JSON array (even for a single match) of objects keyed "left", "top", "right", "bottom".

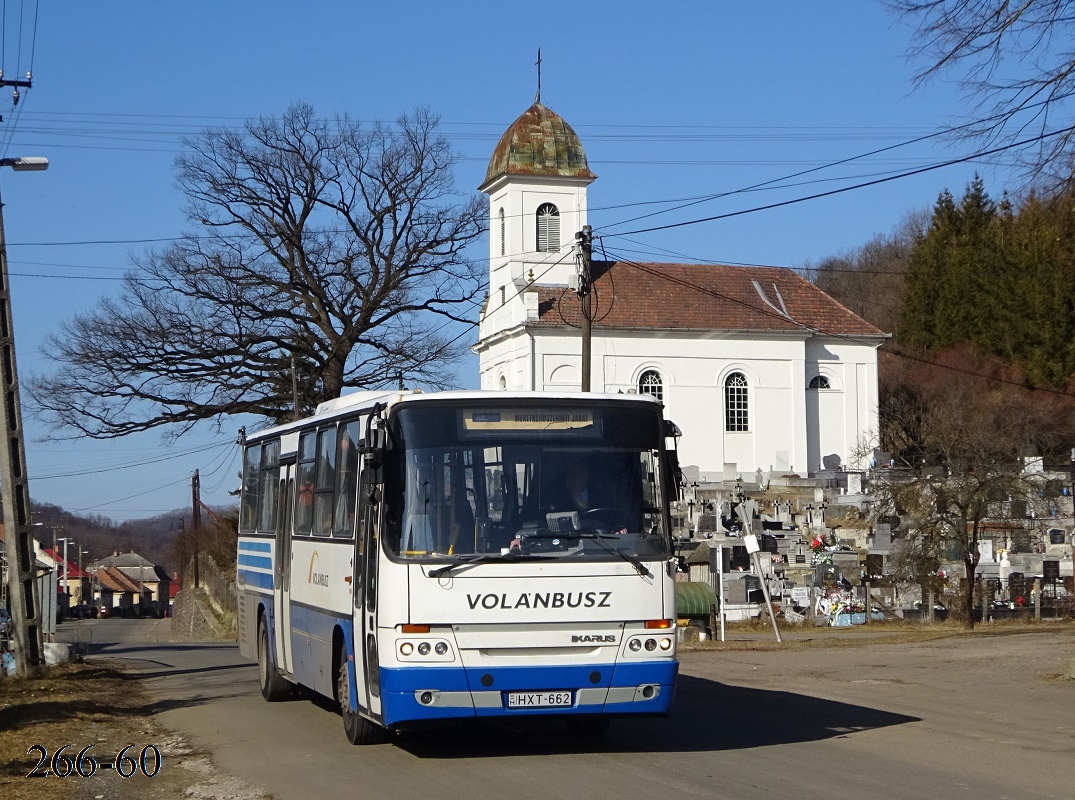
[{"left": 394, "top": 674, "right": 920, "bottom": 757}]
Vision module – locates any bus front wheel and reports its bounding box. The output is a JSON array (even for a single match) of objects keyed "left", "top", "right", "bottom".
[
  {"left": 258, "top": 617, "right": 292, "bottom": 702},
  {"left": 337, "top": 646, "right": 386, "bottom": 745}
]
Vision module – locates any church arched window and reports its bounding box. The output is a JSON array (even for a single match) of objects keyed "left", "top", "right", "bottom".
[
  {"left": 498, "top": 375, "right": 507, "bottom": 391},
  {"left": 499, "top": 208, "right": 505, "bottom": 256},
  {"left": 536, "top": 203, "right": 560, "bottom": 252},
  {"left": 808, "top": 375, "right": 831, "bottom": 390},
  {"left": 638, "top": 370, "right": 663, "bottom": 403},
  {"left": 724, "top": 372, "right": 749, "bottom": 432}
]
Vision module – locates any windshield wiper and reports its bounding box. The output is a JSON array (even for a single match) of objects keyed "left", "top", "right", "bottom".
[
  {"left": 427, "top": 552, "right": 555, "bottom": 578},
  {"left": 569, "top": 533, "right": 653, "bottom": 578}
]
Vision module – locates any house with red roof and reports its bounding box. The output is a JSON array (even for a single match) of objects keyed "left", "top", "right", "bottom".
[
  {"left": 89, "top": 551, "right": 171, "bottom": 617},
  {"left": 474, "top": 99, "right": 887, "bottom": 485},
  {"left": 41, "top": 547, "right": 91, "bottom": 607}
]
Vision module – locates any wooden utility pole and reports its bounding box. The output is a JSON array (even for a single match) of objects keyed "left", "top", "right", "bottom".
[
  {"left": 575, "top": 226, "right": 593, "bottom": 391},
  {"left": 191, "top": 470, "right": 201, "bottom": 588}
]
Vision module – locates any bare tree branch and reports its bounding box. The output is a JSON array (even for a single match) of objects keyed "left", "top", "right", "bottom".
[
  {"left": 29, "top": 103, "right": 485, "bottom": 438},
  {"left": 890, "top": 0, "right": 1075, "bottom": 187}
]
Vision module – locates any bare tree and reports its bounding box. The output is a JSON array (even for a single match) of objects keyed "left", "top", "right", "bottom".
[
  {"left": 890, "top": 1, "right": 1075, "bottom": 187},
  {"left": 30, "top": 103, "right": 485, "bottom": 438},
  {"left": 805, "top": 213, "right": 923, "bottom": 335},
  {"left": 868, "top": 346, "right": 1073, "bottom": 627}
]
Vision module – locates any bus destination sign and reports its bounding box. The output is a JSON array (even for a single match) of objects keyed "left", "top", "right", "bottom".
[{"left": 462, "top": 409, "right": 594, "bottom": 432}]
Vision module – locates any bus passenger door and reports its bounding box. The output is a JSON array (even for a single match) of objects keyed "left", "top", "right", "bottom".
[
  {"left": 353, "top": 457, "right": 381, "bottom": 717},
  {"left": 274, "top": 464, "right": 295, "bottom": 676}
]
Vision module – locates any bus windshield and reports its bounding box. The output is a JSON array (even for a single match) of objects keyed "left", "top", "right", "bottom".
[{"left": 383, "top": 403, "right": 671, "bottom": 563}]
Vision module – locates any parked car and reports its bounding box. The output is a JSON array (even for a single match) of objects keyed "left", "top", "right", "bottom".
[
  {"left": 0, "top": 608, "right": 12, "bottom": 638},
  {"left": 69, "top": 604, "right": 95, "bottom": 620},
  {"left": 97, "top": 605, "right": 111, "bottom": 619}
]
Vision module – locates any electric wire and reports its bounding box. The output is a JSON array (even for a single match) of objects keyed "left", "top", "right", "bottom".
[
  {"left": 603, "top": 125, "right": 1073, "bottom": 239},
  {"left": 34, "top": 439, "right": 231, "bottom": 479}
]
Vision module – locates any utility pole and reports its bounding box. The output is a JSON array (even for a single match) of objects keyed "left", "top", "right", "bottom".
[
  {"left": 574, "top": 225, "right": 593, "bottom": 391},
  {"left": 78, "top": 546, "right": 87, "bottom": 606},
  {"left": 0, "top": 155, "right": 48, "bottom": 677},
  {"left": 191, "top": 470, "right": 201, "bottom": 588}
]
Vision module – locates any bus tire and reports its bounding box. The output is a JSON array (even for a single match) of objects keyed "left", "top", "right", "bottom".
[
  {"left": 337, "top": 646, "right": 385, "bottom": 745},
  {"left": 566, "top": 716, "right": 611, "bottom": 740},
  {"left": 258, "top": 617, "right": 292, "bottom": 702}
]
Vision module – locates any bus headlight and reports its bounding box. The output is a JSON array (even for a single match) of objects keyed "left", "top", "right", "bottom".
[
  {"left": 400, "top": 642, "right": 414, "bottom": 656},
  {"left": 417, "top": 642, "right": 431, "bottom": 656},
  {"left": 628, "top": 639, "right": 642, "bottom": 652},
  {"left": 644, "top": 638, "right": 657, "bottom": 651},
  {"left": 659, "top": 637, "right": 672, "bottom": 650},
  {"left": 434, "top": 642, "right": 448, "bottom": 655}
]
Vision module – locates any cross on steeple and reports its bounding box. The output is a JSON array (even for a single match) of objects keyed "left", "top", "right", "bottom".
[{"left": 535, "top": 48, "right": 542, "bottom": 104}]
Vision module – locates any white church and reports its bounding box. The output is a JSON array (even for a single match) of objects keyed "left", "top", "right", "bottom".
[{"left": 473, "top": 100, "right": 887, "bottom": 481}]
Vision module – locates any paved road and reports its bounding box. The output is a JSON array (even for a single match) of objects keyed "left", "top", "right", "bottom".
[{"left": 62, "top": 619, "right": 1075, "bottom": 800}]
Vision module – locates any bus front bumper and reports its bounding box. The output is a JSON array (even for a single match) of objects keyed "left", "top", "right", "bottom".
[{"left": 378, "top": 660, "right": 677, "bottom": 727}]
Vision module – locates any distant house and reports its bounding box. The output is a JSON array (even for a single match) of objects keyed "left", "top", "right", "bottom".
[
  {"left": 89, "top": 551, "right": 171, "bottom": 616},
  {"left": 94, "top": 567, "right": 142, "bottom": 614},
  {"left": 41, "top": 547, "right": 91, "bottom": 607}
]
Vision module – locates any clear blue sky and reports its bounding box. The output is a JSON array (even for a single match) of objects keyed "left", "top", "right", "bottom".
[{"left": 0, "top": 2, "right": 1017, "bottom": 521}]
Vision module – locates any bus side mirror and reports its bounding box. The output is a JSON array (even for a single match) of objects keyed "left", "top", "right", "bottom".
[{"left": 663, "top": 418, "right": 684, "bottom": 499}]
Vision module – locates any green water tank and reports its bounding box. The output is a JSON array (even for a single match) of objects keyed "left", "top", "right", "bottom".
[{"left": 675, "top": 581, "right": 718, "bottom": 618}]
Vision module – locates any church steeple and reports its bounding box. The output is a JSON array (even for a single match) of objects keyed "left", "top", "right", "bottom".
[
  {"left": 480, "top": 101, "right": 596, "bottom": 191},
  {"left": 479, "top": 95, "right": 595, "bottom": 347}
]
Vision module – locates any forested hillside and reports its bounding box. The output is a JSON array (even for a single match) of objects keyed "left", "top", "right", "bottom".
[
  {"left": 808, "top": 176, "right": 1075, "bottom": 466},
  {"left": 812, "top": 176, "right": 1075, "bottom": 392}
]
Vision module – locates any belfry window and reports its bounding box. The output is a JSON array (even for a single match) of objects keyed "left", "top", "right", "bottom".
[
  {"left": 499, "top": 208, "right": 505, "bottom": 256},
  {"left": 808, "top": 375, "right": 831, "bottom": 390},
  {"left": 725, "top": 372, "right": 749, "bottom": 432},
  {"left": 638, "top": 370, "right": 663, "bottom": 403},
  {"left": 536, "top": 203, "right": 560, "bottom": 252}
]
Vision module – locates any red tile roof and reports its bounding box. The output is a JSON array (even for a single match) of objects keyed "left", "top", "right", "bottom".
[
  {"left": 95, "top": 567, "right": 141, "bottom": 593},
  {"left": 532, "top": 261, "right": 885, "bottom": 337},
  {"left": 42, "top": 548, "right": 90, "bottom": 579}
]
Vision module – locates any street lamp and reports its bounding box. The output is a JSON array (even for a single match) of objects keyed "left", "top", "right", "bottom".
[
  {"left": 0, "top": 157, "right": 48, "bottom": 171},
  {"left": 0, "top": 155, "right": 49, "bottom": 676}
]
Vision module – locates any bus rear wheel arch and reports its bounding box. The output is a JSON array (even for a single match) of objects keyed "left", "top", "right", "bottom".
[{"left": 257, "top": 613, "right": 293, "bottom": 702}]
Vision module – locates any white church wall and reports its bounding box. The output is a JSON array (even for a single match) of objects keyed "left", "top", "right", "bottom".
[
  {"left": 524, "top": 330, "right": 816, "bottom": 476},
  {"left": 478, "top": 331, "right": 532, "bottom": 391},
  {"left": 805, "top": 338, "right": 879, "bottom": 471},
  {"left": 486, "top": 175, "right": 590, "bottom": 290}
]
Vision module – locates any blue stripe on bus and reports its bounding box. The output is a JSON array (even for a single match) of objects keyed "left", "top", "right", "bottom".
[
  {"left": 379, "top": 660, "right": 677, "bottom": 726},
  {"left": 239, "top": 540, "right": 272, "bottom": 552},
  {"left": 237, "top": 569, "right": 274, "bottom": 590},
  {"left": 238, "top": 554, "right": 273, "bottom": 570}
]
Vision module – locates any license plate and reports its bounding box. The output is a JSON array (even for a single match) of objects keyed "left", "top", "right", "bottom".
[{"left": 505, "top": 691, "right": 573, "bottom": 708}]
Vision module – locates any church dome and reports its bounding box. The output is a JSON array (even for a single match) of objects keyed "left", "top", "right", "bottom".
[{"left": 482, "top": 102, "right": 596, "bottom": 189}]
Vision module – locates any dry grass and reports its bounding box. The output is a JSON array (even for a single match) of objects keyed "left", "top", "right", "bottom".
[{"left": 0, "top": 660, "right": 203, "bottom": 800}]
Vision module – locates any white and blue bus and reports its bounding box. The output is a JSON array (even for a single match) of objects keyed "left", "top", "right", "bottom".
[{"left": 237, "top": 390, "right": 681, "bottom": 744}]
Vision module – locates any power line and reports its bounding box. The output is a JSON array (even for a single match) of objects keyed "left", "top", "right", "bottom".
[
  {"left": 34, "top": 440, "right": 231, "bottom": 479},
  {"left": 604, "top": 126, "right": 1073, "bottom": 239}
]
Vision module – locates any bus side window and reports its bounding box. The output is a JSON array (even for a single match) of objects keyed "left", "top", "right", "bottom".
[
  {"left": 313, "top": 427, "right": 337, "bottom": 535},
  {"left": 296, "top": 432, "right": 316, "bottom": 535},
  {"left": 334, "top": 421, "right": 360, "bottom": 538},
  {"left": 240, "top": 444, "right": 261, "bottom": 531},
  {"left": 259, "top": 439, "right": 281, "bottom": 532}
]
